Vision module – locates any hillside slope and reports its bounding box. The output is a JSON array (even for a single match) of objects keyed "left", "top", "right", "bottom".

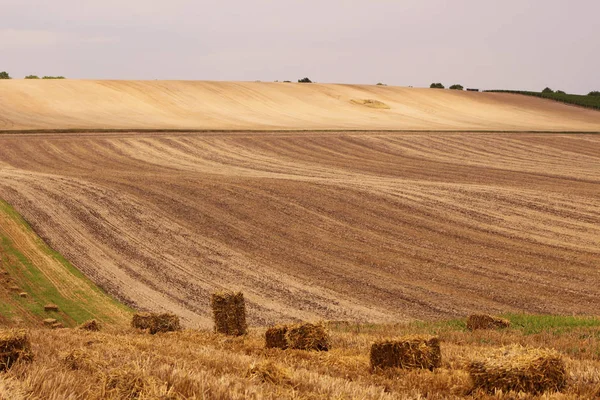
[
  {"left": 0, "top": 80, "right": 599, "bottom": 132},
  {"left": 0, "top": 131, "right": 599, "bottom": 328},
  {"left": 0, "top": 200, "right": 131, "bottom": 328}
]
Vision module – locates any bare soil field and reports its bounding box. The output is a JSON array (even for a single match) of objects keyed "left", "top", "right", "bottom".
[
  {"left": 0, "top": 131, "right": 598, "bottom": 328},
  {"left": 1, "top": 81, "right": 600, "bottom": 132}
]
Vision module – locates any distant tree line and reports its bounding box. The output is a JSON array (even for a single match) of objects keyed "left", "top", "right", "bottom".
[
  {"left": 0, "top": 71, "right": 66, "bottom": 80},
  {"left": 485, "top": 88, "right": 600, "bottom": 110}
]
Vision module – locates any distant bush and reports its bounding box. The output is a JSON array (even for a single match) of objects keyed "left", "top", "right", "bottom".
[
  {"left": 25, "top": 75, "right": 40, "bottom": 79},
  {"left": 42, "top": 76, "right": 66, "bottom": 79},
  {"left": 542, "top": 87, "right": 554, "bottom": 94},
  {"left": 589, "top": 91, "right": 600, "bottom": 96},
  {"left": 0, "top": 71, "right": 11, "bottom": 79},
  {"left": 430, "top": 83, "right": 444, "bottom": 89},
  {"left": 449, "top": 84, "right": 464, "bottom": 90},
  {"left": 298, "top": 77, "right": 312, "bottom": 83},
  {"left": 376, "top": 82, "right": 387, "bottom": 86},
  {"left": 555, "top": 90, "right": 566, "bottom": 95}
]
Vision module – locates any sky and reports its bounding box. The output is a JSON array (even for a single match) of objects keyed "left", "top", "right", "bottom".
[{"left": 1, "top": 0, "right": 598, "bottom": 94}]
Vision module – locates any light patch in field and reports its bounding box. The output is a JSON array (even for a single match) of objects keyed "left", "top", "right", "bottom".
[{"left": 350, "top": 99, "right": 390, "bottom": 109}]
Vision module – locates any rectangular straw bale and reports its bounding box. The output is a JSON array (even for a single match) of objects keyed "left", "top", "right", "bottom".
[
  {"left": 131, "top": 312, "right": 180, "bottom": 334},
  {"left": 467, "top": 345, "right": 567, "bottom": 394},
  {"left": 286, "top": 323, "right": 330, "bottom": 351},
  {"left": 148, "top": 313, "right": 181, "bottom": 334},
  {"left": 370, "top": 335, "right": 441, "bottom": 371},
  {"left": 265, "top": 325, "right": 289, "bottom": 349},
  {"left": 467, "top": 314, "right": 510, "bottom": 331},
  {"left": 211, "top": 291, "right": 247, "bottom": 336},
  {"left": 0, "top": 329, "right": 33, "bottom": 371},
  {"left": 131, "top": 312, "right": 153, "bottom": 330}
]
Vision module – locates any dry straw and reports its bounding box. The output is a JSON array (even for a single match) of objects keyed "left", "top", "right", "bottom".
[
  {"left": 211, "top": 291, "right": 247, "bottom": 336},
  {"left": 467, "top": 314, "right": 511, "bottom": 331},
  {"left": 103, "top": 366, "right": 156, "bottom": 399},
  {"left": 285, "top": 323, "right": 330, "bottom": 351},
  {"left": 265, "top": 325, "right": 289, "bottom": 350},
  {"left": 0, "top": 329, "right": 33, "bottom": 372},
  {"left": 370, "top": 335, "right": 442, "bottom": 371},
  {"left": 131, "top": 312, "right": 181, "bottom": 334},
  {"left": 246, "top": 360, "right": 292, "bottom": 385},
  {"left": 467, "top": 345, "right": 567, "bottom": 394}
]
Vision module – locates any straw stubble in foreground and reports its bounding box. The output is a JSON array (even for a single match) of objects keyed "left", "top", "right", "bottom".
[{"left": 1, "top": 320, "right": 599, "bottom": 399}]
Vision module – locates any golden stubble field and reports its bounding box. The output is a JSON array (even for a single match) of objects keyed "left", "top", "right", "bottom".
[{"left": 0, "top": 131, "right": 598, "bottom": 327}]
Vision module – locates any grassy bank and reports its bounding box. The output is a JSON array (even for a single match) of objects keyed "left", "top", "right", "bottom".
[{"left": 0, "top": 199, "right": 131, "bottom": 328}]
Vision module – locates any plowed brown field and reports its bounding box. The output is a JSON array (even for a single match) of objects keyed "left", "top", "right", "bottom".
[{"left": 0, "top": 131, "right": 598, "bottom": 327}]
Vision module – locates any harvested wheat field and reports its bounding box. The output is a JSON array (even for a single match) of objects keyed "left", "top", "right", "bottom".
[
  {"left": 1, "top": 318, "right": 600, "bottom": 399},
  {"left": 0, "top": 129, "right": 599, "bottom": 328},
  {"left": 1, "top": 81, "right": 600, "bottom": 132}
]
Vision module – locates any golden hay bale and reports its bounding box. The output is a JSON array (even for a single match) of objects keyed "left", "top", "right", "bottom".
[
  {"left": 51, "top": 322, "right": 64, "bottom": 329},
  {"left": 148, "top": 313, "right": 181, "bottom": 334},
  {"left": 370, "top": 335, "right": 442, "bottom": 371},
  {"left": 286, "top": 323, "right": 330, "bottom": 351},
  {"left": 246, "top": 361, "right": 291, "bottom": 385},
  {"left": 43, "top": 318, "right": 57, "bottom": 326},
  {"left": 467, "top": 345, "right": 567, "bottom": 394},
  {"left": 131, "top": 312, "right": 180, "bottom": 334},
  {"left": 211, "top": 291, "right": 247, "bottom": 336},
  {"left": 131, "top": 312, "right": 154, "bottom": 330},
  {"left": 0, "top": 330, "right": 33, "bottom": 372},
  {"left": 265, "top": 325, "right": 288, "bottom": 350},
  {"left": 44, "top": 304, "right": 59, "bottom": 312},
  {"left": 78, "top": 319, "right": 101, "bottom": 331},
  {"left": 18, "top": 292, "right": 27, "bottom": 298},
  {"left": 467, "top": 314, "right": 511, "bottom": 331}
]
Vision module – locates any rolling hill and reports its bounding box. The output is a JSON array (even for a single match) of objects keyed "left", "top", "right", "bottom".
[{"left": 1, "top": 80, "right": 599, "bottom": 132}]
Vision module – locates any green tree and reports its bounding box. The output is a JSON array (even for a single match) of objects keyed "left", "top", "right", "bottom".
[
  {"left": 25, "top": 75, "right": 40, "bottom": 79},
  {"left": 430, "top": 83, "right": 444, "bottom": 89},
  {"left": 588, "top": 91, "right": 600, "bottom": 96},
  {"left": 555, "top": 90, "right": 566, "bottom": 94},
  {"left": 298, "top": 77, "right": 312, "bottom": 83},
  {"left": 542, "top": 87, "right": 554, "bottom": 94},
  {"left": 42, "top": 76, "right": 66, "bottom": 79},
  {"left": 0, "top": 71, "right": 11, "bottom": 79},
  {"left": 449, "top": 84, "right": 464, "bottom": 90}
]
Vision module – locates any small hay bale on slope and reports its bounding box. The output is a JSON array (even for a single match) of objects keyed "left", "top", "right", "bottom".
[
  {"left": 0, "top": 330, "right": 33, "bottom": 371},
  {"left": 148, "top": 313, "right": 181, "bottom": 334},
  {"left": 467, "top": 345, "right": 567, "bottom": 394},
  {"left": 131, "top": 313, "right": 154, "bottom": 330},
  {"left": 265, "top": 325, "right": 289, "bottom": 349},
  {"left": 286, "top": 323, "right": 330, "bottom": 351},
  {"left": 370, "top": 335, "right": 441, "bottom": 371},
  {"left": 467, "top": 314, "right": 510, "bottom": 331},
  {"left": 211, "top": 291, "right": 247, "bottom": 336},
  {"left": 44, "top": 304, "right": 59, "bottom": 312},
  {"left": 131, "top": 313, "right": 180, "bottom": 334},
  {"left": 78, "top": 319, "right": 101, "bottom": 331}
]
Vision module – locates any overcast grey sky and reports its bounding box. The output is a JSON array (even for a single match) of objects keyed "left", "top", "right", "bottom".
[{"left": 1, "top": 0, "right": 598, "bottom": 93}]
